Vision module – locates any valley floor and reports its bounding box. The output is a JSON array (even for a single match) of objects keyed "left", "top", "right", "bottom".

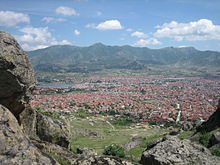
[{"left": 32, "top": 73, "right": 220, "bottom": 122}]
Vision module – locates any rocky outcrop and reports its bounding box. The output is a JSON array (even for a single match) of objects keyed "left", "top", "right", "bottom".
[
  {"left": 198, "top": 99, "right": 220, "bottom": 132},
  {"left": 76, "top": 147, "right": 98, "bottom": 156},
  {"left": 0, "top": 105, "right": 59, "bottom": 165},
  {"left": 146, "top": 138, "right": 163, "bottom": 150},
  {"left": 73, "top": 155, "right": 137, "bottom": 165},
  {"left": 19, "top": 105, "right": 39, "bottom": 140},
  {"left": 0, "top": 31, "right": 36, "bottom": 120},
  {"left": 0, "top": 31, "right": 62, "bottom": 164},
  {"left": 0, "top": 31, "right": 136, "bottom": 165},
  {"left": 209, "top": 131, "right": 220, "bottom": 148},
  {"left": 0, "top": 31, "right": 70, "bottom": 147},
  {"left": 140, "top": 136, "right": 220, "bottom": 165},
  {"left": 36, "top": 113, "right": 70, "bottom": 148},
  {"left": 169, "top": 129, "right": 180, "bottom": 135},
  {"left": 124, "top": 136, "right": 144, "bottom": 152},
  {"left": 180, "top": 121, "right": 194, "bottom": 131},
  {"left": 32, "top": 139, "right": 137, "bottom": 165}
]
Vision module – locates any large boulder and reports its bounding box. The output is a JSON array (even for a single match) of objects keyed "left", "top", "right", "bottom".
[
  {"left": 32, "top": 139, "right": 138, "bottom": 165},
  {"left": 36, "top": 113, "right": 70, "bottom": 148},
  {"left": 140, "top": 136, "right": 220, "bottom": 165},
  {"left": 198, "top": 99, "right": 220, "bottom": 132},
  {"left": 19, "top": 105, "right": 39, "bottom": 139},
  {"left": 76, "top": 147, "right": 98, "bottom": 157},
  {"left": 180, "top": 121, "right": 194, "bottom": 131},
  {"left": 124, "top": 136, "right": 144, "bottom": 152},
  {"left": 209, "top": 131, "right": 220, "bottom": 148},
  {"left": 0, "top": 31, "right": 36, "bottom": 120},
  {"left": 0, "top": 31, "right": 137, "bottom": 165},
  {"left": 0, "top": 104, "right": 58, "bottom": 165}
]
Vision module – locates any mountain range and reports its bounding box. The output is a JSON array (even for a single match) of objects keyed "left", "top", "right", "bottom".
[{"left": 27, "top": 43, "right": 220, "bottom": 74}]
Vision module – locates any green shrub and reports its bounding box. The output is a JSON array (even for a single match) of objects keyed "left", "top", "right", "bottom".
[
  {"left": 109, "top": 116, "right": 136, "bottom": 126},
  {"left": 178, "top": 130, "right": 195, "bottom": 140},
  {"left": 48, "top": 152, "right": 71, "bottom": 165},
  {"left": 210, "top": 148, "right": 220, "bottom": 157},
  {"left": 199, "top": 132, "right": 212, "bottom": 147},
  {"left": 75, "top": 109, "right": 94, "bottom": 118},
  {"left": 103, "top": 144, "right": 125, "bottom": 158}
]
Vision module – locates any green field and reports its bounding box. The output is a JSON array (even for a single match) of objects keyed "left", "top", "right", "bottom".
[{"left": 67, "top": 114, "right": 168, "bottom": 162}]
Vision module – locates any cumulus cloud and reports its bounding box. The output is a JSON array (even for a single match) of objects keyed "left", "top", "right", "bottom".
[
  {"left": 74, "top": 29, "right": 80, "bottom": 35},
  {"left": 133, "top": 38, "right": 161, "bottom": 47},
  {"left": 96, "top": 20, "right": 123, "bottom": 30},
  {"left": 56, "top": 6, "right": 79, "bottom": 16},
  {"left": 21, "top": 43, "right": 48, "bottom": 51},
  {"left": 0, "top": 11, "right": 30, "bottom": 27},
  {"left": 154, "top": 19, "right": 220, "bottom": 41},
  {"left": 131, "top": 31, "right": 148, "bottom": 38},
  {"left": 15, "top": 26, "right": 72, "bottom": 51},
  {"left": 42, "top": 17, "right": 66, "bottom": 23},
  {"left": 17, "top": 27, "right": 55, "bottom": 44},
  {"left": 51, "top": 40, "right": 72, "bottom": 45}
]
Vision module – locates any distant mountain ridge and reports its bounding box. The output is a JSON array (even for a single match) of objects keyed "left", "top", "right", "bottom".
[{"left": 27, "top": 43, "right": 220, "bottom": 73}]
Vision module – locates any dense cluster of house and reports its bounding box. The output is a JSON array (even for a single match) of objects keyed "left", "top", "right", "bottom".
[{"left": 31, "top": 75, "right": 220, "bottom": 122}]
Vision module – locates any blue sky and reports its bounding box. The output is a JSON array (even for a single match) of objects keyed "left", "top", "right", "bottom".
[{"left": 0, "top": 0, "right": 220, "bottom": 51}]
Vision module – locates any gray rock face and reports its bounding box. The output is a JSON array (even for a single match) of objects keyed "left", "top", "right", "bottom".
[
  {"left": 32, "top": 139, "right": 138, "bottom": 165},
  {"left": 74, "top": 155, "right": 137, "bottom": 165},
  {"left": 0, "top": 105, "right": 59, "bottom": 165},
  {"left": 198, "top": 99, "right": 220, "bottom": 132},
  {"left": 180, "top": 121, "right": 194, "bottom": 131},
  {"left": 0, "top": 31, "right": 36, "bottom": 120},
  {"left": 146, "top": 138, "right": 163, "bottom": 150},
  {"left": 140, "top": 136, "right": 220, "bottom": 165},
  {"left": 169, "top": 129, "right": 180, "bottom": 135},
  {"left": 0, "top": 31, "right": 136, "bottom": 165},
  {"left": 209, "top": 131, "right": 220, "bottom": 147},
  {"left": 36, "top": 113, "right": 70, "bottom": 148},
  {"left": 19, "top": 105, "right": 39, "bottom": 139},
  {"left": 124, "top": 136, "right": 144, "bottom": 152},
  {"left": 77, "top": 147, "right": 98, "bottom": 156}
]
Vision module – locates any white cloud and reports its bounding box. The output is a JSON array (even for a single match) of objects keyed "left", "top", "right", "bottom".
[
  {"left": 51, "top": 40, "right": 72, "bottom": 45},
  {"left": 133, "top": 38, "right": 161, "bottom": 47},
  {"left": 18, "top": 27, "right": 55, "bottom": 44},
  {"left": 131, "top": 31, "right": 148, "bottom": 38},
  {"left": 21, "top": 43, "right": 48, "bottom": 51},
  {"left": 15, "top": 26, "right": 72, "bottom": 51},
  {"left": 74, "top": 29, "right": 80, "bottom": 35},
  {"left": 42, "top": 17, "right": 66, "bottom": 23},
  {"left": 96, "top": 20, "right": 123, "bottom": 30},
  {"left": 177, "top": 45, "right": 190, "bottom": 48},
  {"left": 56, "top": 6, "right": 79, "bottom": 16},
  {"left": 0, "top": 11, "right": 30, "bottom": 27},
  {"left": 154, "top": 19, "right": 220, "bottom": 41}
]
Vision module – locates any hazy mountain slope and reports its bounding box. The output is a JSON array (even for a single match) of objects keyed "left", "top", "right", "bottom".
[{"left": 27, "top": 43, "right": 220, "bottom": 73}]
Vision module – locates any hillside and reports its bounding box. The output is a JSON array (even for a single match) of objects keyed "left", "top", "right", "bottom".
[{"left": 27, "top": 43, "right": 220, "bottom": 74}]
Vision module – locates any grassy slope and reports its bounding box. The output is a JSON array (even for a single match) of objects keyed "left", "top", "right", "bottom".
[{"left": 68, "top": 115, "right": 168, "bottom": 162}]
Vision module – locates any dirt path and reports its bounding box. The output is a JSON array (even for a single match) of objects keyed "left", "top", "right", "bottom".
[{"left": 105, "top": 120, "right": 115, "bottom": 130}]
